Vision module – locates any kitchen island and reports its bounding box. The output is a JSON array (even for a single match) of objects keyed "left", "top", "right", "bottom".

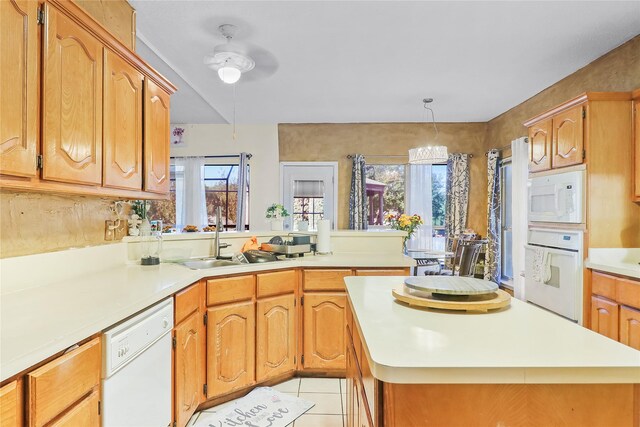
[{"left": 345, "top": 276, "right": 640, "bottom": 427}]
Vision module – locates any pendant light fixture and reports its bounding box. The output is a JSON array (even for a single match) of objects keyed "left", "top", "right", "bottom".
[
  {"left": 408, "top": 98, "right": 448, "bottom": 164},
  {"left": 204, "top": 24, "right": 255, "bottom": 85}
]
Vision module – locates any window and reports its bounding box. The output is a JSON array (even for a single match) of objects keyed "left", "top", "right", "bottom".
[
  {"left": 365, "top": 164, "right": 446, "bottom": 247},
  {"left": 204, "top": 164, "right": 250, "bottom": 230},
  {"left": 146, "top": 162, "right": 250, "bottom": 230},
  {"left": 500, "top": 159, "right": 513, "bottom": 283}
]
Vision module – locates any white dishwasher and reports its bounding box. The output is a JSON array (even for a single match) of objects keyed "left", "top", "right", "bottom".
[{"left": 102, "top": 298, "right": 173, "bottom": 427}]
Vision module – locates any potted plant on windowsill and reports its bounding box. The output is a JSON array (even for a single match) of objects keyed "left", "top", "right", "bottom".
[{"left": 266, "top": 203, "right": 290, "bottom": 231}]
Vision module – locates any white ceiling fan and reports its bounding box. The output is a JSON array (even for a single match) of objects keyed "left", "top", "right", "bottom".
[{"left": 203, "top": 24, "right": 258, "bottom": 84}]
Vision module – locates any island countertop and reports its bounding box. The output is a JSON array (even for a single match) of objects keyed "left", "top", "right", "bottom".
[{"left": 345, "top": 276, "right": 640, "bottom": 384}]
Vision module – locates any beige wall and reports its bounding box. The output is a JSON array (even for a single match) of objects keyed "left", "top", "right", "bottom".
[
  {"left": 278, "top": 123, "right": 489, "bottom": 234},
  {"left": 486, "top": 35, "right": 640, "bottom": 149},
  {"left": 169, "top": 124, "right": 280, "bottom": 229}
]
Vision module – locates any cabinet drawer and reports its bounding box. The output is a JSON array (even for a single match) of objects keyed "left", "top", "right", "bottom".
[
  {"left": 303, "top": 269, "right": 351, "bottom": 291},
  {"left": 48, "top": 388, "right": 99, "bottom": 427},
  {"left": 0, "top": 379, "right": 23, "bottom": 427},
  {"left": 616, "top": 277, "right": 640, "bottom": 309},
  {"left": 257, "top": 270, "right": 296, "bottom": 298},
  {"left": 355, "top": 268, "right": 410, "bottom": 276},
  {"left": 207, "top": 275, "right": 255, "bottom": 306},
  {"left": 592, "top": 272, "right": 616, "bottom": 299},
  {"left": 27, "top": 337, "right": 101, "bottom": 427},
  {"left": 175, "top": 281, "right": 202, "bottom": 324}
]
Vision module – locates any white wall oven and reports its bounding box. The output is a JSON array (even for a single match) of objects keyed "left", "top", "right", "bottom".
[
  {"left": 524, "top": 228, "right": 583, "bottom": 324},
  {"left": 528, "top": 169, "right": 585, "bottom": 224}
]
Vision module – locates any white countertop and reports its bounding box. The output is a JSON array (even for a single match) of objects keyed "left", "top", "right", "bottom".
[
  {"left": 0, "top": 248, "right": 413, "bottom": 381},
  {"left": 585, "top": 248, "right": 640, "bottom": 279},
  {"left": 345, "top": 276, "right": 640, "bottom": 384}
]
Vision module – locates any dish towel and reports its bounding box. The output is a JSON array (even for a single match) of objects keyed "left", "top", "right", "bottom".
[{"left": 532, "top": 248, "right": 545, "bottom": 283}]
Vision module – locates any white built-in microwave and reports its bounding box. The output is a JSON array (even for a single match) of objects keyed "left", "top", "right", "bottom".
[{"left": 528, "top": 170, "right": 585, "bottom": 224}]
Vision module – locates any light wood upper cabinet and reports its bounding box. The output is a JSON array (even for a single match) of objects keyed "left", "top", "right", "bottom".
[
  {"left": 528, "top": 118, "right": 552, "bottom": 172},
  {"left": 174, "top": 310, "right": 205, "bottom": 427},
  {"left": 552, "top": 105, "right": 584, "bottom": 168},
  {"left": 303, "top": 292, "right": 346, "bottom": 370},
  {"left": 633, "top": 95, "right": 640, "bottom": 201},
  {"left": 590, "top": 296, "right": 619, "bottom": 341},
  {"left": 0, "top": 0, "right": 38, "bottom": 177},
  {"left": 207, "top": 301, "right": 255, "bottom": 397},
  {"left": 144, "top": 78, "right": 171, "bottom": 194},
  {"left": 0, "top": 379, "right": 23, "bottom": 427},
  {"left": 103, "top": 49, "right": 143, "bottom": 190},
  {"left": 26, "top": 337, "right": 101, "bottom": 427},
  {"left": 42, "top": 2, "right": 103, "bottom": 185},
  {"left": 256, "top": 294, "right": 296, "bottom": 382}
]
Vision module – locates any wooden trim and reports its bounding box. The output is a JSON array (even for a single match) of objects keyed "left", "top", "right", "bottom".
[
  {"left": 632, "top": 88, "right": 640, "bottom": 99},
  {"left": 523, "top": 92, "right": 631, "bottom": 127},
  {"left": 0, "top": 176, "right": 169, "bottom": 200},
  {"left": 46, "top": 0, "right": 176, "bottom": 94}
]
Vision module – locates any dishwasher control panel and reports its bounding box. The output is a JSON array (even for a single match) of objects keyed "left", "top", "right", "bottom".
[{"left": 102, "top": 298, "right": 174, "bottom": 377}]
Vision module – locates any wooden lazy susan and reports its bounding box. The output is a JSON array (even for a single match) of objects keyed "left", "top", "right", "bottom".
[{"left": 393, "top": 276, "right": 510, "bottom": 312}]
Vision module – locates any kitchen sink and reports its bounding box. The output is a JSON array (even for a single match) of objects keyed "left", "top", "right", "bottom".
[{"left": 178, "top": 259, "right": 242, "bottom": 270}]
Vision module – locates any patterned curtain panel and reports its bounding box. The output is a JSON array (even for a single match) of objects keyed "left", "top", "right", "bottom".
[
  {"left": 349, "top": 154, "right": 368, "bottom": 230},
  {"left": 484, "top": 149, "right": 501, "bottom": 283},
  {"left": 444, "top": 153, "right": 470, "bottom": 245},
  {"left": 235, "top": 152, "right": 249, "bottom": 231}
]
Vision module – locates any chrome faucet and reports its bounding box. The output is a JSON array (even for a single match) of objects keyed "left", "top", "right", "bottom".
[{"left": 214, "top": 206, "right": 230, "bottom": 259}]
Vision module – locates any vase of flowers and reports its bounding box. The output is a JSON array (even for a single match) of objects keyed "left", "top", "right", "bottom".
[
  {"left": 172, "top": 127, "right": 185, "bottom": 145},
  {"left": 266, "top": 203, "right": 290, "bottom": 231},
  {"left": 384, "top": 213, "right": 424, "bottom": 253}
]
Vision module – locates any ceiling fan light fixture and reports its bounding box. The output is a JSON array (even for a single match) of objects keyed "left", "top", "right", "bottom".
[{"left": 218, "top": 65, "right": 242, "bottom": 84}]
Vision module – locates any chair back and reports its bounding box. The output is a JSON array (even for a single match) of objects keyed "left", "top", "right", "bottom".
[{"left": 452, "top": 240, "right": 485, "bottom": 277}]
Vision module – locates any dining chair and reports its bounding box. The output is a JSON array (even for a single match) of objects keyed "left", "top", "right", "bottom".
[{"left": 425, "top": 239, "right": 485, "bottom": 277}]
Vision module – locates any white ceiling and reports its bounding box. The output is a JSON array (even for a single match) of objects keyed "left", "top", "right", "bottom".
[{"left": 131, "top": 1, "right": 640, "bottom": 124}]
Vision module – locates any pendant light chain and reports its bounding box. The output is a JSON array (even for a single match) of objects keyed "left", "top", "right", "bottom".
[{"left": 233, "top": 82, "right": 237, "bottom": 141}]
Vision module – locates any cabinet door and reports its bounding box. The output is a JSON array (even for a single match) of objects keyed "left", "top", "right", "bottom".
[
  {"left": 303, "top": 293, "right": 346, "bottom": 370},
  {"left": 42, "top": 3, "right": 103, "bottom": 185},
  {"left": 0, "top": 379, "right": 22, "bottom": 427},
  {"left": 27, "top": 337, "right": 101, "bottom": 427},
  {"left": 620, "top": 306, "right": 640, "bottom": 350},
  {"left": 0, "top": 0, "right": 38, "bottom": 177},
  {"left": 345, "top": 338, "right": 357, "bottom": 427},
  {"left": 590, "top": 296, "right": 619, "bottom": 341},
  {"left": 256, "top": 294, "right": 296, "bottom": 382},
  {"left": 48, "top": 389, "right": 99, "bottom": 427},
  {"left": 144, "top": 78, "right": 170, "bottom": 194},
  {"left": 528, "top": 119, "right": 552, "bottom": 172},
  {"left": 552, "top": 105, "right": 584, "bottom": 169},
  {"left": 207, "top": 301, "right": 255, "bottom": 398},
  {"left": 634, "top": 98, "right": 640, "bottom": 201},
  {"left": 174, "top": 311, "right": 205, "bottom": 427},
  {"left": 103, "top": 49, "right": 143, "bottom": 190}
]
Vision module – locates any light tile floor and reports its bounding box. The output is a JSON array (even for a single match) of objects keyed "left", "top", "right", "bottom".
[{"left": 189, "top": 377, "right": 345, "bottom": 427}]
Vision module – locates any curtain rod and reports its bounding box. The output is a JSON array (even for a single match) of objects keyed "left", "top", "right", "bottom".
[
  {"left": 347, "top": 153, "right": 474, "bottom": 159},
  {"left": 170, "top": 154, "right": 252, "bottom": 160},
  {"left": 485, "top": 139, "right": 528, "bottom": 157}
]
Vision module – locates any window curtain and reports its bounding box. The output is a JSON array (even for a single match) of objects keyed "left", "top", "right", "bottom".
[
  {"left": 349, "top": 154, "right": 368, "bottom": 230},
  {"left": 511, "top": 137, "right": 528, "bottom": 299},
  {"left": 235, "top": 152, "right": 249, "bottom": 231},
  {"left": 174, "top": 157, "right": 207, "bottom": 229},
  {"left": 405, "top": 164, "right": 434, "bottom": 250},
  {"left": 444, "top": 153, "right": 470, "bottom": 244},
  {"left": 484, "top": 149, "right": 501, "bottom": 283}
]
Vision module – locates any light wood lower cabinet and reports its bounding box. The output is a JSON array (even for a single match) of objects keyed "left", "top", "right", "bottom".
[
  {"left": 207, "top": 301, "right": 256, "bottom": 398},
  {"left": 256, "top": 294, "right": 296, "bottom": 382},
  {"left": 174, "top": 282, "right": 206, "bottom": 427},
  {"left": 26, "top": 337, "right": 101, "bottom": 427},
  {"left": 590, "top": 270, "right": 640, "bottom": 349},
  {"left": 619, "top": 306, "right": 640, "bottom": 350},
  {"left": 0, "top": 379, "right": 23, "bottom": 427},
  {"left": 0, "top": 0, "right": 38, "bottom": 178},
  {"left": 48, "top": 389, "right": 99, "bottom": 427},
  {"left": 303, "top": 292, "right": 346, "bottom": 370}
]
